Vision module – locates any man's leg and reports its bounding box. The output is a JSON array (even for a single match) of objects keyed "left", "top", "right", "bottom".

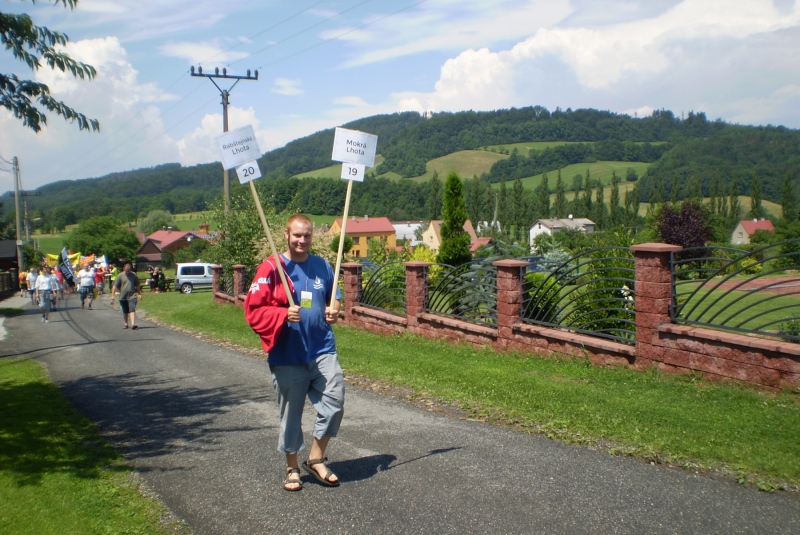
[
  {"left": 271, "top": 365, "right": 311, "bottom": 490},
  {"left": 305, "top": 353, "right": 345, "bottom": 484}
]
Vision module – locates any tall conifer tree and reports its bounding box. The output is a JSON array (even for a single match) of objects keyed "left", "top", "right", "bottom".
[
  {"left": 782, "top": 173, "right": 797, "bottom": 223},
  {"left": 554, "top": 169, "right": 566, "bottom": 218},
  {"left": 609, "top": 170, "right": 621, "bottom": 226},
  {"left": 538, "top": 172, "right": 550, "bottom": 219},
  {"left": 437, "top": 171, "right": 472, "bottom": 266}
]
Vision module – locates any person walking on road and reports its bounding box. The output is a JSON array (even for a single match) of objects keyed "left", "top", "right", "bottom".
[
  {"left": 245, "top": 214, "right": 344, "bottom": 492},
  {"left": 77, "top": 264, "right": 96, "bottom": 309},
  {"left": 111, "top": 263, "right": 142, "bottom": 329},
  {"left": 26, "top": 267, "right": 38, "bottom": 305},
  {"left": 34, "top": 266, "right": 55, "bottom": 323}
]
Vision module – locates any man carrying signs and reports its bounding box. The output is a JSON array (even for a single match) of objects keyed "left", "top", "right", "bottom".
[{"left": 245, "top": 214, "right": 344, "bottom": 492}]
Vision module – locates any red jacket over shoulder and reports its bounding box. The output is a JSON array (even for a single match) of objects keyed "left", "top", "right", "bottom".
[{"left": 244, "top": 256, "right": 295, "bottom": 353}]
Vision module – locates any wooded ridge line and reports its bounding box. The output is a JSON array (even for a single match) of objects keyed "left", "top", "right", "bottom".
[{"left": 2, "top": 106, "right": 797, "bottom": 227}]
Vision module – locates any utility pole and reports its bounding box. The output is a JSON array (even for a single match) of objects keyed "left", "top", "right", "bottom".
[
  {"left": 13, "top": 157, "right": 23, "bottom": 271},
  {"left": 10, "top": 157, "right": 41, "bottom": 271},
  {"left": 190, "top": 66, "right": 258, "bottom": 212}
]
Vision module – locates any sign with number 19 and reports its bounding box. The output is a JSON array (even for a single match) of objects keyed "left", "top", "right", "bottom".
[{"left": 340, "top": 163, "right": 365, "bottom": 182}]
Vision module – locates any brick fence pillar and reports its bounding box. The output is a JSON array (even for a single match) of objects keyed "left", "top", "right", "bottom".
[
  {"left": 232, "top": 264, "right": 246, "bottom": 296},
  {"left": 630, "top": 243, "right": 682, "bottom": 366},
  {"left": 342, "top": 263, "right": 362, "bottom": 319},
  {"left": 404, "top": 261, "right": 431, "bottom": 329},
  {"left": 493, "top": 259, "right": 529, "bottom": 348}
]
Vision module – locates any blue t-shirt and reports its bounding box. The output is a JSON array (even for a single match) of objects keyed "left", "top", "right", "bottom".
[{"left": 268, "top": 254, "right": 342, "bottom": 366}]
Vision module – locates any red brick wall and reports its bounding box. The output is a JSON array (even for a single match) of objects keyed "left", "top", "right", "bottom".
[{"left": 216, "top": 250, "right": 800, "bottom": 389}]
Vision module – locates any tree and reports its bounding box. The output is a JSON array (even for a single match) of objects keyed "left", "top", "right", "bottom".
[
  {"left": 554, "top": 169, "right": 566, "bottom": 219},
  {"left": 593, "top": 182, "right": 606, "bottom": 229},
  {"left": 1, "top": 0, "right": 99, "bottom": 132},
  {"left": 749, "top": 171, "right": 765, "bottom": 219},
  {"left": 330, "top": 234, "right": 354, "bottom": 255},
  {"left": 427, "top": 172, "right": 442, "bottom": 219},
  {"left": 437, "top": 171, "right": 471, "bottom": 266},
  {"left": 655, "top": 200, "right": 714, "bottom": 251},
  {"left": 538, "top": 172, "right": 550, "bottom": 218},
  {"left": 138, "top": 210, "right": 174, "bottom": 235},
  {"left": 609, "top": 171, "right": 621, "bottom": 226},
  {"left": 782, "top": 173, "right": 797, "bottom": 223},
  {"left": 625, "top": 167, "right": 638, "bottom": 182},
  {"left": 64, "top": 215, "right": 140, "bottom": 263},
  {"left": 512, "top": 175, "right": 525, "bottom": 240}
]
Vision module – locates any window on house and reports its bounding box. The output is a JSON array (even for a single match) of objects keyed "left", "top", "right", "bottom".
[
  {"left": 738, "top": 232, "right": 743, "bottom": 238},
  {"left": 352, "top": 237, "right": 360, "bottom": 244},
  {"left": 355, "top": 250, "right": 360, "bottom": 257}
]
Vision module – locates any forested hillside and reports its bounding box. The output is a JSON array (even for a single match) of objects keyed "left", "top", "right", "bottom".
[{"left": 3, "top": 106, "right": 799, "bottom": 231}]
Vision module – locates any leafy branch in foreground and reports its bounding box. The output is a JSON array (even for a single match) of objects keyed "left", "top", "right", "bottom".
[{"left": 0, "top": 0, "right": 100, "bottom": 132}]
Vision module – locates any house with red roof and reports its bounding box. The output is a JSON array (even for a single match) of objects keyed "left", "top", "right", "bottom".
[
  {"left": 136, "top": 228, "right": 213, "bottom": 266},
  {"left": 329, "top": 216, "right": 396, "bottom": 259},
  {"left": 731, "top": 219, "right": 775, "bottom": 245}
]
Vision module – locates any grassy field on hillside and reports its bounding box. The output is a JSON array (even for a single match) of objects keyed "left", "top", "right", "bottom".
[
  {"left": 483, "top": 141, "right": 584, "bottom": 153},
  {"left": 492, "top": 161, "right": 652, "bottom": 192},
  {"left": 405, "top": 150, "right": 508, "bottom": 183}
]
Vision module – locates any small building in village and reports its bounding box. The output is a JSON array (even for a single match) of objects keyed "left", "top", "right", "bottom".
[
  {"left": 329, "top": 216, "right": 396, "bottom": 259},
  {"left": 731, "top": 219, "right": 775, "bottom": 245},
  {"left": 420, "top": 220, "right": 479, "bottom": 252},
  {"left": 136, "top": 227, "right": 213, "bottom": 267},
  {"left": 528, "top": 216, "right": 595, "bottom": 248}
]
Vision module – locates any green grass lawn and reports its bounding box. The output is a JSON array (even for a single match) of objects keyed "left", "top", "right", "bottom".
[
  {"left": 139, "top": 292, "right": 800, "bottom": 489},
  {"left": 0, "top": 358, "right": 187, "bottom": 535},
  {"left": 676, "top": 282, "right": 800, "bottom": 332}
]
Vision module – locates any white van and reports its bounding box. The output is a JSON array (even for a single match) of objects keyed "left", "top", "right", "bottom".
[{"left": 175, "top": 263, "right": 215, "bottom": 294}]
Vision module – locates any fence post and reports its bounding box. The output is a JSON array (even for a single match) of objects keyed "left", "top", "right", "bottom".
[
  {"left": 493, "top": 259, "right": 529, "bottom": 349},
  {"left": 233, "top": 264, "right": 246, "bottom": 303},
  {"left": 342, "top": 263, "right": 362, "bottom": 319},
  {"left": 630, "top": 243, "right": 682, "bottom": 367},
  {"left": 404, "top": 261, "right": 431, "bottom": 329}
]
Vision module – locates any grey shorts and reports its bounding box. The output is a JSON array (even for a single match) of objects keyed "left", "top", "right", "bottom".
[{"left": 269, "top": 352, "right": 345, "bottom": 454}]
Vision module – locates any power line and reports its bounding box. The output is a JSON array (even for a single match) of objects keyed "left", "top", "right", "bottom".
[
  {"left": 202, "top": 0, "right": 331, "bottom": 67},
  {"left": 228, "top": 0, "right": 375, "bottom": 69},
  {"left": 255, "top": 0, "right": 428, "bottom": 71}
]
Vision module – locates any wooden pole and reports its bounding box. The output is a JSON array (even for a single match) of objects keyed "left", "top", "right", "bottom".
[
  {"left": 330, "top": 178, "right": 354, "bottom": 309},
  {"left": 248, "top": 180, "right": 294, "bottom": 305}
]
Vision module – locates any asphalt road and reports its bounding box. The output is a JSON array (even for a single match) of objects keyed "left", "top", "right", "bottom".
[{"left": 2, "top": 291, "right": 799, "bottom": 534}]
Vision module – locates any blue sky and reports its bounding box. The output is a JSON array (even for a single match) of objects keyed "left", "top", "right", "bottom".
[{"left": 2, "top": 0, "right": 800, "bottom": 189}]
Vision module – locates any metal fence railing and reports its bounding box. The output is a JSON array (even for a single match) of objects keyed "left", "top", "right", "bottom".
[
  {"left": 520, "top": 247, "right": 636, "bottom": 345},
  {"left": 359, "top": 262, "right": 406, "bottom": 315},
  {"left": 218, "top": 269, "right": 235, "bottom": 296},
  {"left": 671, "top": 240, "right": 800, "bottom": 342},
  {"left": 424, "top": 261, "right": 498, "bottom": 327}
]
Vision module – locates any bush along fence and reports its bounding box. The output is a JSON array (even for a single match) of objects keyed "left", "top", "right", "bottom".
[{"left": 213, "top": 240, "right": 800, "bottom": 389}]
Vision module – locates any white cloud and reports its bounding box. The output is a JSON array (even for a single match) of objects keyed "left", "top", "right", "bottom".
[
  {"left": 160, "top": 41, "right": 250, "bottom": 65},
  {"left": 272, "top": 78, "right": 304, "bottom": 96},
  {"left": 388, "top": 0, "right": 800, "bottom": 122},
  {"left": 337, "top": 0, "right": 574, "bottom": 67},
  {"left": 176, "top": 107, "right": 263, "bottom": 166},
  {"left": 0, "top": 36, "right": 179, "bottom": 186}
]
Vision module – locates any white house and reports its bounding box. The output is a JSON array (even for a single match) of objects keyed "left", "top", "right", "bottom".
[
  {"left": 731, "top": 219, "right": 775, "bottom": 245},
  {"left": 529, "top": 216, "right": 595, "bottom": 248}
]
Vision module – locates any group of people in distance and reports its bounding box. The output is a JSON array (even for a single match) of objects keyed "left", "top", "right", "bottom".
[
  {"left": 146, "top": 265, "right": 166, "bottom": 293},
  {"left": 18, "top": 261, "right": 142, "bottom": 329}
]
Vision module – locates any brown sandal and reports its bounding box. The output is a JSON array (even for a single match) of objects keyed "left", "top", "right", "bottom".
[
  {"left": 302, "top": 457, "right": 339, "bottom": 487},
  {"left": 283, "top": 467, "right": 302, "bottom": 492}
]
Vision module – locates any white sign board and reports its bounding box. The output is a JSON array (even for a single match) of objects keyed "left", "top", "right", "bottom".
[
  {"left": 216, "top": 125, "right": 261, "bottom": 170},
  {"left": 236, "top": 160, "right": 262, "bottom": 183},
  {"left": 340, "top": 163, "right": 366, "bottom": 182},
  {"left": 331, "top": 127, "right": 377, "bottom": 167}
]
